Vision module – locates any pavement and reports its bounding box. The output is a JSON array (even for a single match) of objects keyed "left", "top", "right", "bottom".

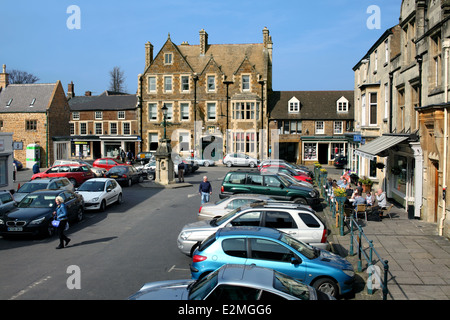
[
  {"left": 321, "top": 165, "right": 450, "bottom": 300},
  {"left": 11, "top": 165, "right": 450, "bottom": 300}
]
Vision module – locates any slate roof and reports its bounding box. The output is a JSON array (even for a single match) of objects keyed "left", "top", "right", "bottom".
[
  {"left": 0, "top": 83, "right": 56, "bottom": 113},
  {"left": 69, "top": 93, "right": 137, "bottom": 111},
  {"left": 268, "top": 91, "right": 354, "bottom": 120},
  {"left": 177, "top": 43, "right": 267, "bottom": 76}
]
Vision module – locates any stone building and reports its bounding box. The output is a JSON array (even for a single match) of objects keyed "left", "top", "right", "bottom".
[
  {"left": 137, "top": 28, "right": 273, "bottom": 160},
  {"left": 268, "top": 91, "right": 354, "bottom": 165},
  {"left": 0, "top": 65, "right": 70, "bottom": 168},
  {"left": 66, "top": 84, "right": 139, "bottom": 160},
  {"left": 353, "top": 0, "right": 450, "bottom": 238}
]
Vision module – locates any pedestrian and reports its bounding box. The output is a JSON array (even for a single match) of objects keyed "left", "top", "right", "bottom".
[
  {"left": 199, "top": 175, "right": 212, "bottom": 204},
  {"left": 52, "top": 196, "right": 71, "bottom": 249},
  {"left": 32, "top": 161, "right": 40, "bottom": 174},
  {"left": 120, "top": 149, "right": 126, "bottom": 163},
  {"left": 178, "top": 161, "right": 185, "bottom": 183},
  {"left": 13, "top": 161, "right": 16, "bottom": 182}
]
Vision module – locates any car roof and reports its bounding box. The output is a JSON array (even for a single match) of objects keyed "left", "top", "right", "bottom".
[
  {"left": 217, "top": 264, "right": 275, "bottom": 289},
  {"left": 217, "top": 226, "right": 281, "bottom": 239},
  {"left": 52, "top": 164, "right": 86, "bottom": 167},
  {"left": 26, "top": 189, "right": 68, "bottom": 195},
  {"left": 82, "top": 177, "right": 111, "bottom": 181},
  {"left": 25, "top": 177, "right": 68, "bottom": 183}
]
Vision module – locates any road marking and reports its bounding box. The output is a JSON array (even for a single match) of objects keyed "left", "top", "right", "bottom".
[
  {"left": 168, "top": 265, "right": 190, "bottom": 273},
  {"left": 9, "top": 275, "right": 52, "bottom": 300},
  {"left": 187, "top": 194, "right": 197, "bottom": 198}
]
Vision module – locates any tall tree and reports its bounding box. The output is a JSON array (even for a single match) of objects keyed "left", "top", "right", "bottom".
[
  {"left": 108, "top": 66, "right": 126, "bottom": 93},
  {"left": 9, "top": 69, "right": 39, "bottom": 84}
]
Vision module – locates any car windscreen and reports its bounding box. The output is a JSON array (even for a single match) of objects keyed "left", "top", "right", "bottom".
[
  {"left": 109, "top": 166, "right": 128, "bottom": 174},
  {"left": 78, "top": 181, "right": 105, "bottom": 192},
  {"left": 18, "top": 194, "right": 56, "bottom": 208},
  {"left": 213, "top": 208, "right": 241, "bottom": 226},
  {"left": 273, "top": 270, "right": 311, "bottom": 300},
  {"left": 188, "top": 268, "right": 220, "bottom": 300},
  {"left": 18, "top": 183, "right": 48, "bottom": 193},
  {"left": 279, "top": 233, "right": 316, "bottom": 259}
]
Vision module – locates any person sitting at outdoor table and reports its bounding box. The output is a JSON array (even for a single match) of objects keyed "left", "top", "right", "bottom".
[
  {"left": 376, "top": 189, "right": 387, "bottom": 209},
  {"left": 345, "top": 184, "right": 353, "bottom": 197},
  {"left": 352, "top": 191, "right": 366, "bottom": 207},
  {"left": 366, "top": 191, "right": 376, "bottom": 206},
  {"left": 337, "top": 176, "right": 347, "bottom": 188}
]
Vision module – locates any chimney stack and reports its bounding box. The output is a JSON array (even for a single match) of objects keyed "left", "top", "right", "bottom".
[
  {"left": 67, "top": 81, "right": 75, "bottom": 99},
  {"left": 199, "top": 29, "right": 208, "bottom": 55},
  {"left": 85, "top": 91, "right": 92, "bottom": 96},
  {"left": 0, "top": 64, "right": 9, "bottom": 91},
  {"left": 145, "top": 41, "right": 154, "bottom": 69}
]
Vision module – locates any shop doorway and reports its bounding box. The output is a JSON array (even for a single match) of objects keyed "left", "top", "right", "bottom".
[
  {"left": 279, "top": 143, "right": 298, "bottom": 163},
  {"left": 318, "top": 143, "right": 329, "bottom": 164}
]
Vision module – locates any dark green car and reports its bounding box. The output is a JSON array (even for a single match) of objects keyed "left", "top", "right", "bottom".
[{"left": 219, "top": 170, "right": 320, "bottom": 206}]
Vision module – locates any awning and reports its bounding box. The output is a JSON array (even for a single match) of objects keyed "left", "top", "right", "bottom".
[{"left": 355, "top": 134, "right": 410, "bottom": 160}]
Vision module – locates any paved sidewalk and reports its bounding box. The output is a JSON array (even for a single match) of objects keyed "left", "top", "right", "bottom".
[{"left": 320, "top": 170, "right": 450, "bottom": 300}]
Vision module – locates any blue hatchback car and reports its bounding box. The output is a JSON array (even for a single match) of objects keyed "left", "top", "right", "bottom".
[{"left": 190, "top": 227, "right": 355, "bottom": 298}]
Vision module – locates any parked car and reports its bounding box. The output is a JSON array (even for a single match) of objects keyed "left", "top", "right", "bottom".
[
  {"left": 0, "top": 190, "right": 16, "bottom": 216},
  {"left": 13, "top": 177, "right": 74, "bottom": 202},
  {"left": 190, "top": 227, "right": 354, "bottom": 297},
  {"left": 259, "top": 159, "right": 312, "bottom": 177},
  {"left": 129, "top": 264, "right": 334, "bottom": 300},
  {"left": 13, "top": 159, "right": 23, "bottom": 171},
  {"left": 334, "top": 155, "right": 348, "bottom": 168},
  {"left": 136, "top": 152, "right": 154, "bottom": 165},
  {"left": 185, "top": 157, "right": 215, "bottom": 167},
  {"left": 178, "top": 202, "right": 329, "bottom": 256},
  {"left": 260, "top": 165, "right": 313, "bottom": 184},
  {"left": 198, "top": 194, "right": 274, "bottom": 221},
  {"left": 105, "top": 165, "right": 145, "bottom": 187},
  {"left": 31, "top": 164, "right": 94, "bottom": 187},
  {"left": 76, "top": 178, "right": 122, "bottom": 211},
  {"left": 219, "top": 170, "right": 320, "bottom": 207},
  {"left": 222, "top": 153, "right": 259, "bottom": 168},
  {"left": 275, "top": 172, "right": 314, "bottom": 189},
  {"left": 92, "top": 158, "right": 125, "bottom": 171},
  {"left": 53, "top": 159, "right": 106, "bottom": 177},
  {"left": 0, "top": 189, "right": 84, "bottom": 237}
]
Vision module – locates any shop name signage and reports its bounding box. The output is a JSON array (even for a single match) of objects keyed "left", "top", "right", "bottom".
[{"left": 353, "top": 135, "right": 362, "bottom": 142}]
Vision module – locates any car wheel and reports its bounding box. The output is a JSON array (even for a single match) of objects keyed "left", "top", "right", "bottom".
[
  {"left": 100, "top": 200, "right": 106, "bottom": 212},
  {"left": 204, "top": 161, "right": 209, "bottom": 167},
  {"left": 69, "top": 178, "right": 77, "bottom": 186},
  {"left": 116, "top": 193, "right": 123, "bottom": 205},
  {"left": 249, "top": 162, "right": 256, "bottom": 168},
  {"left": 226, "top": 162, "right": 232, "bottom": 167},
  {"left": 312, "top": 278, "right": 338, "bottom": 298},
  {"left": 293, "top": 197, "right": 308, "bottom": 205},
  {"left": 127, "top": 179, "right": 132, "bottom": 187},
  {"left": 76, "top": 207, "right": 84, "bottom": 222},
  {"left": 138, "top": 176, "right": 144, "bottom": 183},
  {"left": 46, "top": 223, "right": 55, "bottom": 238}
]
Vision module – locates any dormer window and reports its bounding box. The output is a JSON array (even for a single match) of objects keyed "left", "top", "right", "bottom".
[
  {"left": 288, "top": 97, "right": 300, "bottom": 113},
  {"left": 337, "top": 96, "right": 349, "bottom": 112}
]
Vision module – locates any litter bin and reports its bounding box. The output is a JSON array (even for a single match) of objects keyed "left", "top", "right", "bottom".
[{"left": 408, "top": 204, "right": 415, "bottom": 219}]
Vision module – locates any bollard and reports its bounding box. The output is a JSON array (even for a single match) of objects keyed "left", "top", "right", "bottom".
[{"left": 383, "top": 260, "right": 389, "bottom": 300}]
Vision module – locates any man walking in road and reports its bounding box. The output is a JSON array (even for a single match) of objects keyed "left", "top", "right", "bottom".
[{"left": 199, "top": 175, "right": 212, "bottom": 204}]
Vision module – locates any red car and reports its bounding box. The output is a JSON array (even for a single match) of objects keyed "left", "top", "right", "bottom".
[
  {"left": 92, "top": 158, "right": 125, "bottom": 171},
  {"left": 31, "top": 164, "right": 94, "bottom": 186},
  {"left": 260, "top": 165, "right": 313, "bottom": 184}
]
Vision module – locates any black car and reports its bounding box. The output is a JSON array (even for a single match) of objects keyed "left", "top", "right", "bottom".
[
  {"left": 0, "top": 190, "right": 84, "bottom": 238},
  {"left": 334, "top": 155, "right": 348, "bottom": 168},
  {"left": 105, "top": 165, "right": 145, "bottom": 187}
]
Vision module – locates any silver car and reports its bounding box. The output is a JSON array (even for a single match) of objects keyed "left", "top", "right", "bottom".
[
  {"left": 222, "top": 153, "right": 259, "bottom": 168},
  {"left": 198, "top": 194, "right": 273, "bottom": 221},
  {"left": 128, "top": 264, "right": 334, "bottom": 300},
  {"left": 178, "top": 202, "right": 329, "bottom": 256},
  {"left": 13, "top": 177, "right": 74, "bottom": 202}
]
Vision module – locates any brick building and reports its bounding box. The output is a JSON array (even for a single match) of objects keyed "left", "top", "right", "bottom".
[
  {"left": 66, "top": 84, "right": 139, "bottom": 160},
  {"left": 268, "top": 91, "right": 354, "bottom": 165},
  {"left": 137, "top": 28, "right": 273, "bottom": 160},
  {"left": 0, "top": 65, "right": 70, "bottom": 168}
]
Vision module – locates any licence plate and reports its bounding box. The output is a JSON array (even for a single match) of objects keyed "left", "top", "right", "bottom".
[
  {"left": 111, "top": 175, "right": 118, "bottom": 178},
  {"left": 8, "top": 227, "right": 23, "bottom": 232}
]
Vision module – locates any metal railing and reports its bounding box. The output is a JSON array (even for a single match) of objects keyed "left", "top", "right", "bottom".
[{"left": 347, "top": 217, "right": 390, "bottom": 300}]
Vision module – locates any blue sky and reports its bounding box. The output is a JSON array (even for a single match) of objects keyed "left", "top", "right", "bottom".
[{"left": 0, "top": 0, "right": 401, "bottom": 95}]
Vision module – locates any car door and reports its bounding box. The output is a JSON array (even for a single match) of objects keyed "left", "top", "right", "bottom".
[
  {"left": 263, "top": 210, "right": 299, "bottom": 238},
  {"left": 61, "top": 191, "right": 76, "bottom": 219},
  {"left": 295, "top": 212, "right": 324, "bottom": 245},
  {"left": 246, "top": 174, "right": 267, "bottom": 194},
  {"left": 105, "top": 180, "right": 117, "bottom": 205},
  {"left": 247, "top": 237, "right": 306, "bottom": 282},
  {"left": 45, "top": 167, "right": 61, "bottom": 179},
  {"left": 263, "top": 176, "right": 289, "bottom": 200}
]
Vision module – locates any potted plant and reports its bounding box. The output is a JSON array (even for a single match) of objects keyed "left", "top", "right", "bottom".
[
  {"left": 359, "top": 176, "right": 373, "bottom": 193},
  {"left": 333, "top": 187, "right": 347, "bottom": 199}
]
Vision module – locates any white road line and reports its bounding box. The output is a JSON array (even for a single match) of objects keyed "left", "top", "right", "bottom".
[
  {"left": 168, "top": 265, "right": 190, "bottom": 272},
  {"left": 9, "top": 275, "right": 52, "bottom": 300}
]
